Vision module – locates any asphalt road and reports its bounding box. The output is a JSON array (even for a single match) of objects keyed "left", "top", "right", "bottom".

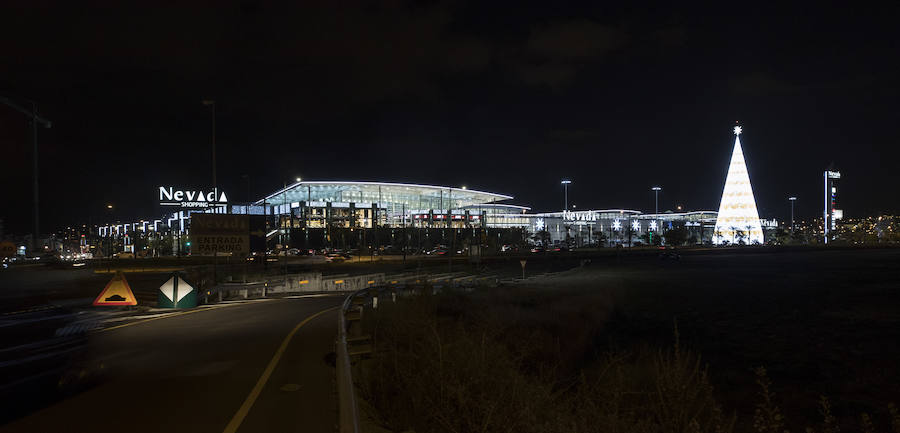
[{"left": 1, "top": 295, "right": 343, "bottom": 433}]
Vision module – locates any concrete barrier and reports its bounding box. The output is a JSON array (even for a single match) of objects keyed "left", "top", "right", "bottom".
[{"left": 210, "top": 271, "right": 387, "bottom": 301}]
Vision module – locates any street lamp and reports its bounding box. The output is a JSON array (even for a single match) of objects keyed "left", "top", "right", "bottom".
[
  {"left": 651, "top": 187, "right": 662, "bottom": 215},
  {"left": 789, "top": 197, "right": 797, "bottom": 233},
  {"left": 104, "top": 204, "right": 114, "bottom": 261},
  {"left": 651, "top": 186, "right": 661, "bottom": 244},
  {"left": 561, "top": 180, "right": 572, "bottom": 213}
]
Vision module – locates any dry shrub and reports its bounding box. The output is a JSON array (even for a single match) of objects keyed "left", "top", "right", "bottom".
[
  {"left": 359, "top": 290, "right": 734, "bottom": 433},
  {"left": 358, "top": 288, "right": 896, "bottom": 433}
]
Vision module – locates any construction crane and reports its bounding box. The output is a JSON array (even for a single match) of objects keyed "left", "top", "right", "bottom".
[{"left": 1, "top": 96, "right": 52, "bottom": 251}]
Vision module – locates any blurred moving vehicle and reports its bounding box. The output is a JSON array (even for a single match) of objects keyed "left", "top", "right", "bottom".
[
  {"left": 113, "top": 252, "right": 134, "bottom": 259},
  {"left": 657, "top": 247, "right": 681, "bottom": 260},
  {"left": 325, "top": 252, "right": 348, "bottom": 262}
]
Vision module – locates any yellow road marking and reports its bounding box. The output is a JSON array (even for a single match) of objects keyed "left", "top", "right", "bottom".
[{"left": 222, "top": 306, "right": 339, "bottom": 433}]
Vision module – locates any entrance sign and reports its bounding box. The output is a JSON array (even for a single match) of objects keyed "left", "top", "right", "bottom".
[
  {"left": 93, "top": 272, "right": 138, "bottom": 306},
  {"left": 158, "top": 273, "right": 197, "bottom": 309},
  {"left": 159, "top": 186, "right": 227, "bottom": 208},
  {"left": 191, "top": 214, "right": 251, "bottom": 256}
]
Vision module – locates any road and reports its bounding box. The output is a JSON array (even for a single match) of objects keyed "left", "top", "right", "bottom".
[{"left": 0, "top": 295, "right": 343, "bottom": 433}]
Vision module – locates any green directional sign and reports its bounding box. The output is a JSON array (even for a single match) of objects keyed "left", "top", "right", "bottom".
[{"left": 158, "top": 273, "right": 198, "bottom": 309}]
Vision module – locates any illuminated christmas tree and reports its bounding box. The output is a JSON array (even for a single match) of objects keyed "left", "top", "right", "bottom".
[{"left": 713, "top": 125, "right": 764, "bottom": 245}]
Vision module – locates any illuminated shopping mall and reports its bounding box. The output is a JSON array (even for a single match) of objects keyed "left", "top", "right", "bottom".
[
  {"left": 90, "top": 179, "right": 779, "bottom": 253},
  {"left": 91, "top": 180, "right": 744, "bottom": 250}
]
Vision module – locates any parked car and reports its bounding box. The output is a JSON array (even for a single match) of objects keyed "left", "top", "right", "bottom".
[
  {"left": 530, "top": 245, "right": 545, "bottom": 253},
  {"left": 113, "top": 251, "right": 134, "bottom": 259}
]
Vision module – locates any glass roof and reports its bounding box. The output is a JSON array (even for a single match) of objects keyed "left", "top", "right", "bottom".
[{"left": 258, "top": 181, "right": 513, "bottom": 211}]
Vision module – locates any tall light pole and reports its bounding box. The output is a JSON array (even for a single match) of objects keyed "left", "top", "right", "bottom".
[
  {"left": 202, "top": 100, "right": 216, "bottom": 188},
  {"left": 561, "top": 180, "right": 572, "bottom": 213},
  {"left": 789, "top": 197, "right": 797, "bottom": 233},
  {"left": 105, "top": 204, "right": 114, "bottom": 260},
  {"left": 651, "top": 186, "right": 662, "bottom": 215},
  {"left": 652, "top": 186, "right": 661, "bottom": 243}
]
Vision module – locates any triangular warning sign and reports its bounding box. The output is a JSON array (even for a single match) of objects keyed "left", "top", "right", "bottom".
[{"left": 93, "top": 272, "right": 138, "bottom": 306}]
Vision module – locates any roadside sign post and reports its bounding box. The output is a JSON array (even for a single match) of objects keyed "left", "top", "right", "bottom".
[
  {"left": 520, "top": 259, "right": 527, "bottom": 280},
  {"left": 158, "top": 272, "right": 198, "bottom": 309},
  {"left": 93, "top": 272, "right": 138, "bottom": 306}
]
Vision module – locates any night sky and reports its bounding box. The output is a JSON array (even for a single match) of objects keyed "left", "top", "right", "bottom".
[{"left": 2, "top": 2, "right": 899, "bottom": 234}]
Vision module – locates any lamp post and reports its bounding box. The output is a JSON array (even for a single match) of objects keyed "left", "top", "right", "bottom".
[
  {"left": 202, "top": 100, "right": 216, "bottom": 188},
  {"left": 561, "top": 180, "right": 572, "bottom": 213},
  {"left": 651, "top": 187, "right": 661, "bottom": 215},
  {"left": 104, "top": 204, "right": 114, "bottom": 271},
  {"left": 789, "top": 197, "right": 797, "bottom": 233},
  {"left": 651, "top": 186, "right": 661, "bottom": 244}
]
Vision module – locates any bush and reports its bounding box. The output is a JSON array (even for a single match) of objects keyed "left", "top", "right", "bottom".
[{"left": 358, "top": 289, "right": 735, "bottom": 433}]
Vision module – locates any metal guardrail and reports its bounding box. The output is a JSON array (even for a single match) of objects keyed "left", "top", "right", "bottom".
[{"left": 337, "top": 286, "right": 367, "bottom": 433}]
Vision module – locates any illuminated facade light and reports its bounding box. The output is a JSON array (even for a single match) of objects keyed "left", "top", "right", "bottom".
[
  {"left": 631, "top": 220, "right": 641, "bottom": 231},
  {"left": 612, "top": 219, "right": 622, "bottom": 231},
  {"left": 713, "top": 125, "right": 764, "bottom": 245}
]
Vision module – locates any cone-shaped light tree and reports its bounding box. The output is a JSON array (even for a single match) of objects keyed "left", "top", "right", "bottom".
[{"left": 713, "top": 125, "right": 764, "bottom": 245}]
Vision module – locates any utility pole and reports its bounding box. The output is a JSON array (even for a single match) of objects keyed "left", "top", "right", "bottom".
[
  {"left": 789, "top": 197, "right": 797, "bottom": 233},
  {"left": 0, "top": 96, "right": 51, "bottom": 252}
]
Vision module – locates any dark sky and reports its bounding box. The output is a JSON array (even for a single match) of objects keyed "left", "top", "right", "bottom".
[{"left": 2, "top": 2, "right": 899, "bottom": 234}]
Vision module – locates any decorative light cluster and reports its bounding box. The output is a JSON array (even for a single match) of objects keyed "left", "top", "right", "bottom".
[{"left": 714, "top": 125, "right": 764, "bottom": 244}]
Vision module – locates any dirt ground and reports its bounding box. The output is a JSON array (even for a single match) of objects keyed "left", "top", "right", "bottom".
[{"left": 516, "top": 247, "right": 900, "bottom": 429}]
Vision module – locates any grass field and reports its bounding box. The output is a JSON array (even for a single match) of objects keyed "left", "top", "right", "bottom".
[{"left": 359, "top": 248, "right": 900, "bottom": 432}]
